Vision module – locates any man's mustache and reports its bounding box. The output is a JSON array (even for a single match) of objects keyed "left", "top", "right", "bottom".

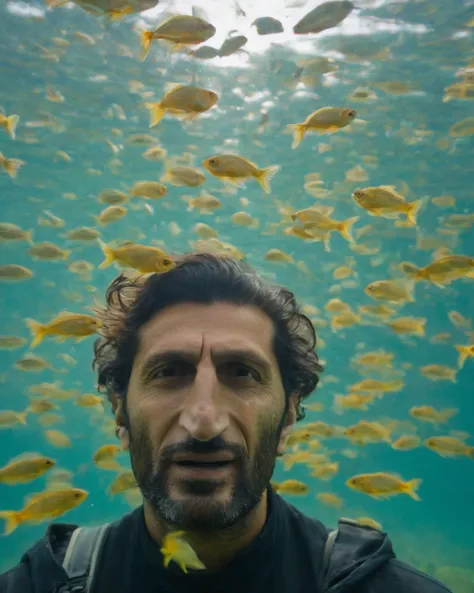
[{"left": 158, "top": 435, "right": 246, "bottom": 467}]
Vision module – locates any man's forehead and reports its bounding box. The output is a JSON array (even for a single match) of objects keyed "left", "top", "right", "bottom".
[{"left": 137, "top": 301, "right": 276, "bottom": 357}]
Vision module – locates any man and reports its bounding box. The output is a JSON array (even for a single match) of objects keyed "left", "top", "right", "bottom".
[{"left": 1, "top": 254, "right": 452, "bottom": 593}]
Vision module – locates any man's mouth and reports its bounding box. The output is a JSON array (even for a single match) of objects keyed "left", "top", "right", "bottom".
[
  {"left": 174, "top": 460, "right": 233, "bottom": 469},
  {"left": 172, "top": 453, "right": 236, "bottom": 470}
]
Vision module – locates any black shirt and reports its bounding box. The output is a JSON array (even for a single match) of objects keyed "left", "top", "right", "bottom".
[{"left": 93, "top": 489, "right": 328, "bottom": 593}]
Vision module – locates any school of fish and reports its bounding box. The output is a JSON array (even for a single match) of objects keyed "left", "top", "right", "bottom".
[{"left": 0, "top": 0, "right": 473, "bottom": 577}]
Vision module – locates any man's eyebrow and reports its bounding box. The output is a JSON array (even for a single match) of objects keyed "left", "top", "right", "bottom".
[{"left": 140, "top": 348, "right": 272, "bottom": 379}]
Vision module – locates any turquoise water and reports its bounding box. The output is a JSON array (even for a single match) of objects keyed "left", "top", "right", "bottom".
[{"left": 1, "top": 0, "right": 474, "bottom": 590}]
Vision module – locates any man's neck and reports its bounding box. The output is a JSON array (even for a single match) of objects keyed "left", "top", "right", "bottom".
[{"left": 143, "top": 490, "right": 268, "bottom": 571}]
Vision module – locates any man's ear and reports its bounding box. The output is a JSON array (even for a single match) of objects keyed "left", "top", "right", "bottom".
[
  {"left": 277, "top": 395, "right": 298, "bottom": 456},
  {"left": 114, "top": 397, "right": 130, "bottom": 451}
]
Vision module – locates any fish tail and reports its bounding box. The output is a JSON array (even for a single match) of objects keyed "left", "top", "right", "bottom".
[
  {"left": 455, "top": 345, "right": 469, "bottom": 369},
  {"left": 25, "top": 229, "right": 34, "bottom": 245},
  {"left": 287, "top": 124, "right": 306, "bottom": 149},
  {"left": 140, "top": 31, "right": 154, "bottom": 61},
  {"left": 338, "top": 216, "right": 359, "bottom": 242},
  {"left": 25, "top": 318, "right": 46, "bottom": 348},
  {"left": 440, "top": 408, "right": 458, "bottom": 422},
  {"left": 0, "top": 511, "right": 21, "bottom": 535},
  {"left": 467, "top": 447, "right": 474, "bottom": 460},
  {"left": 97, "top": 239, "right": 115, "bottom": 269},
  {"left": 4, "top": 159, "right": 20, "bottom": 178},
  {"left": 91, "top": 215, "right": 102, "bottom": 226},
  {"left": 144, "top": 102, "right": 165, "bottom": 128},
  {"left": 17, "top": 411, "right": 28, "bottom": 425},
  {"left": 405, "top": 478, "right": 422, "bottom": 501},
  {"left": 5, "top": 115, "right": 19, "bottom": 139},
  {"left": 406, "top": 199, "right": 423, "bottom": 225},
  {"left": 256, "top": 164, "right": 280, "bottom": 194}
]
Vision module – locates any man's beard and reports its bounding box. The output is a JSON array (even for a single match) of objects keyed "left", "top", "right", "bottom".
[{"left": 127, "top": 412, "right": 284, "bottom": 532}]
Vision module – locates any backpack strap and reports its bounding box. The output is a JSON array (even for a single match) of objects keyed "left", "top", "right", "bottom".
[
  {"left": 54, "top": 524, "right": 110, "bottom": 593},
  {"left": 322, "top": 528, "right": 338, "bottom": 577}
]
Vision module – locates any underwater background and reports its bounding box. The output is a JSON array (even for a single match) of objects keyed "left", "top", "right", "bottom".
[{"left": 0, "top": 0, "right": 473, "bottom": 590}]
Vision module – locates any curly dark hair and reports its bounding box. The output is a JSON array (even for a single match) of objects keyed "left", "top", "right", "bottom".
[{"left": 93, "top": 253, "right": 323, "bottom": 421}]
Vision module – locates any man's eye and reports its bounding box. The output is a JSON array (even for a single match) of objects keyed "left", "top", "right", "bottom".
[
  {"left": 226, "top": 364, "right": 260, "bottom": 381},
  {"left": 150, "top": 364, "right": 188, "bottom": 379}
]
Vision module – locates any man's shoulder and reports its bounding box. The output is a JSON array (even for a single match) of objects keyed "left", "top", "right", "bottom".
[{"left": 375, "top": 558, "right": 453, "bottom": 593}]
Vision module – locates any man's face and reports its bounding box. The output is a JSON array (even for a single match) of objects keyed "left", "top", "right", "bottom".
[{"left": 119, "top": 302, "right": 294, "bottom": 532}]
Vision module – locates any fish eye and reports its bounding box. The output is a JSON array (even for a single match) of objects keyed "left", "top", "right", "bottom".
[
  {"left": 208, "top": 158, "right": 217, "bottom": 166},
  {"left": 162, "top": 258, "right": 172, "bottom": 266},
  {"left": 348, "top": 110, "right": 356, "bottom": 117}
]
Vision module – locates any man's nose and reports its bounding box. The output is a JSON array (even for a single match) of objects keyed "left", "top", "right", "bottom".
[{"left": 178, "top": 362, "right": 229, "bottom": 440}]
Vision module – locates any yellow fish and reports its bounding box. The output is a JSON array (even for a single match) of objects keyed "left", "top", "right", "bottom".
[
  {"left": 400, "top": 255, "right": 474, "bottom": 286},
  {"left": 130, "top": 181, "right": 167, "bottom": 199},
  {"left": 28, "top": 242, "right": 70, "bottom": 261},
  {"left": 45, "top": 430, "right": 72, "bottom": 448},
  {"left": 141, "top": 15, "right": 216, "bottom": 60},
  {"left": 293, "top": 209, "right": 359, "bottom": 243},
  {"left": 288, "top": 107, "right": 356, "bottom": 148},
  {"left": 346, "top": 472, "right": 422, "bottom": 500},
  {"left": 0, "top": 455, "right": 55, "bottom": 484},
  {"left": 455, "top": 344, "right": 474, "bottom": 368},
  {"left": 349, "top": 378, "right": 404, "bottom": 394},
  {"left": 98, "top": 240, "right": 175, "bottom": 273},
  {"left": 420, "top": 364, "right": 457, "bottom": 382},
  {"left": 317, "top": 492, "right": 343, "bottom": 508},
  {"left": 424, "top": 436, "right": 474, "bottom": 459},
  {"left": 93, "top": 205, "right": 127, "bottom": 226},
  {"left": 334, "top": 393, "right": 375, "bottom": 411},
  {"left": 264, "top": 249, "right": 293, "bottom": 263},
  {"left": 26, "top": 313, "right": 102, "bottom": 347},
  {"left": 93, "top": 444, "right": 121, "bottom": 470},
  {"left": 388, "top": 316, "right": 426, "bottom": 336},
  {"left": 0, "top": 410, "right": 28, "bottom": 428},
  {"left": 409, "top": 406, "right": 457, "bottom": 425},
  {"left": 0, "top": 223, "right": 33, "bottom": 244},
  {"left": 0, "top": 114, "right": 19, "bottom": 139},
  {"left": 0, "top": 488, "right": 88, "bottom": 534},
  {"left": 161, "top": 166, "right": 206, "bottom": 187},
  {"left": 352, "top": 186, "right": 423, "bottom": 226},
  {"left": 76, "top": 393, "right": 104, "bottom": 408},
  {"left": 365, "top": 280, "right": 414, "bottom": 304},
  {"left": 344, "top": 420, "right": 392, "bottom": 445},
  {"left": 391, "top": 435, "right": 421, "bottom": 451},
  {"left": 65, "top": 227, "right": 101, "bottom": 241},
  {"left": 272, "top": 479, "right": 310, "bottom": 495},
  {"left": 109, "top": 471, "right": 138, "bottom": 495},
  {"left": 161, "top": 530, "right": 206, "bottom": 573},
  {"left": 145, "top": 85, "right": 218, "bottom": 127},
  {"left": 202, "top": 154, "right": 280, "bottom": 194},
  {"left": 0, "top": 152, "right": 25, "bottom": 178}
]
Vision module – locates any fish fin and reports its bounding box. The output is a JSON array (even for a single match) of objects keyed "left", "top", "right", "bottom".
[
  {"left": 287, "top": 124, "right": 305, "bottom": 149},
  {"left": 406, "top": 199, "right": 423, "bottom": 225},
  {"left": 140, "top": 31, "right": 154, "bottom": 61},
  {"left": 3, "top": 159, "right": 22, "bottom": 178},
  {"left": 180, "top": 562, "right": 188, "bottom": 574},
  {"left": 6, "top": 115, "right": 19, "bottom": 139},
  {"left": 25, "top": 319, "right": 46, "bottom": 348},
  {"left": 405, "top": 478, "right": 422, "bottom": 501},
  {"left": 468, "top": 447, "right": 474, "bottom": 460},
  {"left": 0, "top": 511, "right": 21, "bottom": 535},
  {"left": 108, "top": 6, "right": 133, "bottom": 21},
  {"left": 455, "top": 345, "right": 470, "bottom": 369},
  {"left": 256, "top": 164, "right": 280, "bottom": 194},
  {"left": 97, "top": 239, "right": 115, "bottom": 269},
  {"left": 338, "top": 216, "right": 359, "bottom": 242},
  {"left": 144, "top": 102, "right": 165, "bottom": 128}
]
